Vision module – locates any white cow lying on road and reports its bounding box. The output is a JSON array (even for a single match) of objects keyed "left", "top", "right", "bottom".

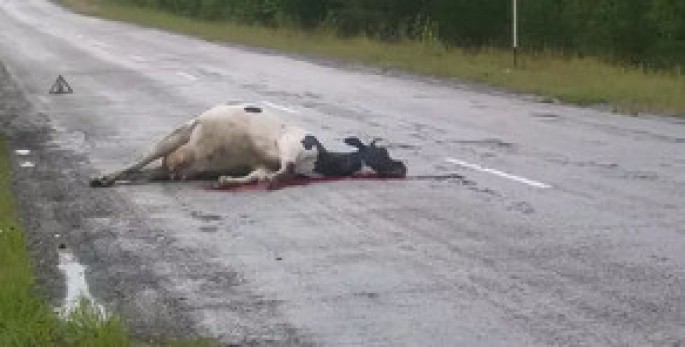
[{"left": 90, "top": 104, "right": 407, "bottom": 189}]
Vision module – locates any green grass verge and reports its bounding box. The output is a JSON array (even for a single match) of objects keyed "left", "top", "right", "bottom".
[
  {"left": 0, "top": 139, "right": 216, "bottom": 346},
  {"left": 0, "top": 138, "right": 130, "bottom": 346},
  {"left": 59, "top": 0, "right": 684, "bottom": 116}
]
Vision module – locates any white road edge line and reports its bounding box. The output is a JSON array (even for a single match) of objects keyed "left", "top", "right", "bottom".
[
  {"left": 263, "top": 101, "right": 298, "bottom": 114},
  {"left": 176, "top": 72, "right": 198, "bottom": 81},
  {"left": 445, "top": 158, "right": 552, "bottom": 189}
]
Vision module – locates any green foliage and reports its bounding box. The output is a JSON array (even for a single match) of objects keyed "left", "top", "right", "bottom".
[
  {"left": 59, "top": 299, "right": 129, "bottom": 347},
  {"left": 60, "top": 1, "right": 685, "bottom": 115},
  {"left": 1, "top": 138, "right": 215, "bottom": 346},
  {"left": 0, "top": 227, "right": 60, "bottom": 346},
  {"left": 104, "top": 0, "right": 685, "bottom": 69},
  {"left": 0, "top": 140, "right": 57, "bottom": 347},
  {"left": 519, "top": 0, "right": 681, "bottom": 68}
]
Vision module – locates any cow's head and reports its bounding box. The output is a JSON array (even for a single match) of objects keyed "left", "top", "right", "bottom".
[{"left": 344, "top": 137, "right": 407, "bottom": 178}]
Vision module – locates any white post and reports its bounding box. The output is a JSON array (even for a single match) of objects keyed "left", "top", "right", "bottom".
[{"left": 513, "top": 0, "right": 518, "bottom": 67}]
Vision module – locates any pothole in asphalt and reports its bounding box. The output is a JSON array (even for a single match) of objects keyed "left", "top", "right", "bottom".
[
  {"left": 507, "top": 201, "right": 535, "bottom": 214},
  {"left": 199, "top": 226, "right": 219, "bottom": 233},
  {"left": 467, "top": 186, "right": 501, "bottom": 197},
  {"left": 354, "top": 291, "right": 380, "bottom": 299},
  {"left": 451, "top": 138, "right": 516, "bottom": 149},
  {"left": 190, "top": 211, "right": 222, "bottom": 222},
  {"left": 623, "top": 170, "right": 659, "bottom": 180},
  {"left": 531, "top": 113, "right": 561, "bottom": 120},
  {"left": 411, "top": 173, "right": 476, "bottom": 186},
  {"left": 386, "top": 143, "right": 418, "bottom": 150},
  {"left": 576, "top": 160, "right": 619, "bottom": 169}
]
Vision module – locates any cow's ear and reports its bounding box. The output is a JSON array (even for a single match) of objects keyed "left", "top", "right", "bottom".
[
  {"left": 344, "top": 137, "right": 365, "bottom": 149},
  {"left": 301, "top": 135, "right": 319, "bottom": 150}
]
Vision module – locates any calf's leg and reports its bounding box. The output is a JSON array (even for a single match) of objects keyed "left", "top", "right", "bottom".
[{"left": 265, "top": 134, "right": 302, "bottom": 189}]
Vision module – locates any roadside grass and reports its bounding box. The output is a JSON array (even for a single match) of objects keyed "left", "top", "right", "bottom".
[
  {"left": 0, "top": 139, "right": 216, "bottom": 346},
  {"left": 0, "top": 138, "right": 129, "bottom": 346},
  {"left": 58, "top": 0, "right": 684, "bottom": 116}
]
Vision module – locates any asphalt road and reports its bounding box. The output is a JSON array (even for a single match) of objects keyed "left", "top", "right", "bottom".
[{"left": 1, "top": 1, "right": 684, "bottom": 346}]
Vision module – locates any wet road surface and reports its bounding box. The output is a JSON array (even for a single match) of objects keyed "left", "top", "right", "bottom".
[{"left": 1, "top": 1, "right": 684, "bottom": 345}]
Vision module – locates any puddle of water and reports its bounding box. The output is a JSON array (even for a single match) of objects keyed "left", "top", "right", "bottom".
[
  {"left": 20, "top": 161, "right": 35, "bottom": 168},
  {"left": 15, "top": 149, "right": 31, "bottom": 156},
  {"left": 56, "top": 250, "right": 106, "bottom": 317}
]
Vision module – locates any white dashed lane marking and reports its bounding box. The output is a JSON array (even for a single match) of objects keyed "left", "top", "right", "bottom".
[
  {"left": 445, "top": 157, "right": 552, "bottom": 189},
  {"left": 91, "top": 40, "right": 110, "bottom": 49},
  {"left": 129, "top": 54, "right": 145, "bottom": 62},
  {"left": 176, "top": 72, "right": 198, "bottom": 81},
  {"left": 262, "top": 101, "right": 299, "bottom": 114}
]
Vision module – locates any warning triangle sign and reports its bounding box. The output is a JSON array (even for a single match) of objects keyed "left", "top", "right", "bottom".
[{"left": 49, "top": 75, "right": 73, "bottom": 94}]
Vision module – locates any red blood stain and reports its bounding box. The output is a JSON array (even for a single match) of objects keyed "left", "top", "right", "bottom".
[{"left": 208, "top": 172, "right": 404, "bottom": 192}]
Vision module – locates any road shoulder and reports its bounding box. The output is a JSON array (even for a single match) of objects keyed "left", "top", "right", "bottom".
[{"left": 0, "top": 60, "right": 200, "bottom": 342}]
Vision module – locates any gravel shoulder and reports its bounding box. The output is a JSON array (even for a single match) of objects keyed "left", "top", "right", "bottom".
[{"left": 0, "top": 61, "right": 207, "bottom": 343}]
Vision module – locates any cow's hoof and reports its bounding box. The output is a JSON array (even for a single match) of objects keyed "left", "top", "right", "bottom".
[
  {"left": 266, "top": 178, "right": 285, "bottom": 190},
  {"left": 217, "top": 176, "right": 231, "bottom": 186},
  {"left": 215, "top": 176, "right": 240, "bottom": 189},
  {"left": 266, "top": 183, "right": 281, "bottom": 190},
  {"left": 214, "top": 182, "right": 237, "bottom": 189},
  {"left": 90, "top": 176, "right": 115, "bottom": 188}
]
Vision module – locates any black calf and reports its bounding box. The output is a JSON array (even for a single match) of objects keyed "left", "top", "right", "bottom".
[
  {"left": 301, "top": 135, "right": 407, "bottom": 178},
  {"left": 344, "top": 137, "right": 407, "bottom": 178},
  {"left": 301, "top": 135, "right": 363, "bottom": 176}
]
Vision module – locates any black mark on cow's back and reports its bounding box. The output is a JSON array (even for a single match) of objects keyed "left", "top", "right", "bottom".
[{"left": 244, "top": 105, "right": 262, "bottom": 113}]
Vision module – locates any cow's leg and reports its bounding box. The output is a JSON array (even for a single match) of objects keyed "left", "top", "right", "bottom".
[
  {"left": 216, "top": 161, "right": 295, "bottom": 190},
  {"left": 216, "top": 167, "right": 272, "bottom": 187},
  {"left": 121, "top": 166, "right": 170, "bottom": 182},
  {"left": 265, "top": 135, "right": 302, "bottom": 189},
  {"left": 265, "top": 162, "right": 296, "bottom": 190},
  {"left": 90, "top": 120, "right": 198, "bottom": 187}
]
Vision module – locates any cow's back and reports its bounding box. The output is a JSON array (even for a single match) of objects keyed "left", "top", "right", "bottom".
[{"left": 178, "top": 105, "right": 293, "bottom": 175}]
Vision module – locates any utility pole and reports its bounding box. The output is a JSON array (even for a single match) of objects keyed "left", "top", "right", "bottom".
[{"left": 513, "top": 0, "right": 518, "bottom": 67}]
